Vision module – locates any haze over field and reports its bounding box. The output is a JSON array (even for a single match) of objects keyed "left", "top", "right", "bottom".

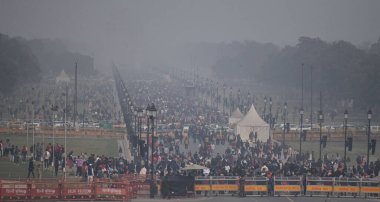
[
  {"left": 1, "top": 0, "right": 380, "bottom": 69},
  {"left": 1, "top": 0, "right": 380, "bottom": 113}
]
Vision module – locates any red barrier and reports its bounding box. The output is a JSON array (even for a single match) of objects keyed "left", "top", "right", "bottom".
[
  {"left": 0, "top": 180, "right": 29, "bottom": 201},
  {"left": 95, "top": 181, "right": 132, "bottom": 201},
  {"left": 0, "top": 178, "right": 135, "bottom": 201},
  {"left": 62, "top": 182, "right": 94, "bottom": 200},
  {"left": 30, "top": 181, "right": 60, "bottom": 200}
]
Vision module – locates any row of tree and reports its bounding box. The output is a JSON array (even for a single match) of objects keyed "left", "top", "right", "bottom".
[
  {"left": 211, "top": 37, "right": 380, "bottom": 109},
  {"left": 0, "top": 33, "right": 95, "bottom": 95}
]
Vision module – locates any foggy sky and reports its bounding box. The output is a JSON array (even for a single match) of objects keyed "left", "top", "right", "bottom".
[{"left": 1, "top": 0, "right": 380, "bottom": 70}]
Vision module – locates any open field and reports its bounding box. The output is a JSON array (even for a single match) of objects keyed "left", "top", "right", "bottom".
[
  {"left": 0, "top": 133, "right": 119, "bottom": 179},
  {"left": 0, "top": 133, "right": 119, "bottom": 157},
  {"left": 285, "top": 140, "right": 380, "bottom": 164}
]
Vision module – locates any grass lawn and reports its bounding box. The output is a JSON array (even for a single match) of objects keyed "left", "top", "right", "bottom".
[
  {"left": 285, "top": 140, "right": 380, "bottom": 165},
  {"left": 0, "top": 133, "right": 119, "bottom": 179},
  {"left": 0, "top": 133, "right": 119, "bottom": 157}
]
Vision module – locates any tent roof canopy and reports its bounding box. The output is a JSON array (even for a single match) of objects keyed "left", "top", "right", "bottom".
[
  {"left": 238, "top": 104, "right": 268, "bottom": 127},
  {"left": 231, "top": 108, "right": 244, "bottom": 118}
]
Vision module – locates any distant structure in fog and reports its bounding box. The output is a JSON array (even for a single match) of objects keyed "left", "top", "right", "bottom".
[{"left": 56, "top": 69, "right": 70, "bottom": 83}]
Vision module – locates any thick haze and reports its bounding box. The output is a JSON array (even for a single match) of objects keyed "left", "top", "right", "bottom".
[{"left": 1, "top": 0, "right": 380, "bottom": 70}]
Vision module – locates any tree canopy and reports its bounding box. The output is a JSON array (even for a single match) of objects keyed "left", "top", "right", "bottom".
[
  {"left": 212, "top": 37, "right": 380, "bottom": 109},
  {"left": 0, "top": 33, "right": 41, "bottom": 94}
]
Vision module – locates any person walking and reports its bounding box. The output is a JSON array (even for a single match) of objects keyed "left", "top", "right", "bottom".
[{"left": 27, "top": 158, "right": 35, "bottom": 178}]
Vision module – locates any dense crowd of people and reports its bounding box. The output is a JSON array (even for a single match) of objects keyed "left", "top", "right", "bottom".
[
  {"left": 0, "top": 75, "right": 121, "bottom": 126},
  {"left": 1, "top": 71, "right": 379, "bottom": 183}
]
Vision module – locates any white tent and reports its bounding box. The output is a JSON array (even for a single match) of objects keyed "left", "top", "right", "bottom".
[
  {"left": 56, "top": 69, "right": 70, "bottom": 84},
  {"left": 236, "top": 104, "right": 269, "bottom": 142},
  {"left": 229, "top": 108, "right": 244, "bottom": 126}
]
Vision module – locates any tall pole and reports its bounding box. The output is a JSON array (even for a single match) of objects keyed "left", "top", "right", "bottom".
[
  {"left": 64, "top": 84, "right": 68, "bottom": 177},
  {"left": 344, "top": 110, "right": 348, "bottom": 171},
  {"left": 301, "top": 64, "right": 304, "bottom": 108},
  {"left": 26, "top": 102, "right": 29, "bottom": 157},
  {"left": 283, "top": 102, "right": 287, "bottom": 146},
  {"left": 319, "top": 91, "right": 323, "bottom": 161},
  {"left": 74, "top": 62, "right": 77, "bottom": 128},
  {"left": 318, "top": 111, "right": 323, "bottom": 161},
  {"left": 300, "top": 108, "right": 304, "bottom": 156},
  {"left": 223, "top": 85, "right": 225, "bottom": 114},
  {"left": 263, "top": 97, "right": 267, "bottom": 120},
  {"left": 150, "top": 115, "right": 154, "bottom": 198},
  {"left": 32, "top": 91, "right": 35, "bottom": 160},
  {"left": 367, "top": 110, "right": 372, "bottom": 170},
  {"left": 146, "top": 105, "right": 150, "bottom": 171},
  {"left": 269, "top": 97, "right": 272, "bottom": 128},
  {"left": 52, "top": 112, "right": 55, "bottom": 169},
  {"left": 310, "top": 65, "right": 313, "bottom": 128}
]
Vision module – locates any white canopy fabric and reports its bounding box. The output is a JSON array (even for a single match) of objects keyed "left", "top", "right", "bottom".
[
  {"left": 180, "top": 164, "right": 209, "bottom": 170},
  {"left": 236, "top": 104, "right": 269, "bottom": 142},
  {"left": 229, "top": 108, "right": 244, "bottom": 126},
  {"left": 56, "top": 69, "right": 70, "bottom": 83}
]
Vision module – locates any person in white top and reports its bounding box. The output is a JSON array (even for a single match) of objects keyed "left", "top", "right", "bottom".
[{"left": 44, "top": 150, "right": 50, "bottom": 169}]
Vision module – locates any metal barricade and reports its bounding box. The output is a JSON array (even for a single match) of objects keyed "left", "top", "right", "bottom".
[
  {"left": 0, "top": 180, "right": 29, "bottom": 201},
  {"left": 244, "top": 177, "right": 268, "bottom": 196},
  {"left": 30, "top": 180, "right": 60, "bottom": 200},
  {"left": 210, "top": 176, "right": 238, "bottom": 196},
  {"left": 333, "top": 177, "right": 360, "bottom": 198},
  {"left": 306, "top": 177, "right": 333, "bottom": 197},
  {"left": 274, "top": 177, "right": 302, "bottom": 196},
  {"left": 94, "top": 180, "right": 132, "bottom": 201},
  {"left": 62, "top": 182, "right": 94, "bottom": 200},
  {"left": 360, "top": 178, "right": 380, "bottom": 199},
  {"left": 194, "top": 176, "right": 211, "bottom": 196}
]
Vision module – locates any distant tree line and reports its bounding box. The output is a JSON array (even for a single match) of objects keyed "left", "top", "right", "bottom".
[
  {"left": 0, "top": 33, "right": 95, "bottom": 95},
  {"left": 211, "top": 37, "right": 380, "bottom": 109}
]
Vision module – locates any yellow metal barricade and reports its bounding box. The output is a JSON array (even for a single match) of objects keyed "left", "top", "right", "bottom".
[
  {"left": 210, "top": 176, "right": 238, "bottom": 196},
  {"left": 360, "top": 178, "right": 380, "bottom": 198},
  {"left": 274, "top": 177, "right": 302, "bottom": 196},
  {"left": 333, "top": 177, "right": 360, "bottom": 198},
  {"left": 194, "top": 176, "right": 211, "bottom": 196},
  {"left": 306, "top": 177, "right": 333, "bottom": 197},
  {"left": 244, "top": 177, "right": 268, "bottom": 196}
]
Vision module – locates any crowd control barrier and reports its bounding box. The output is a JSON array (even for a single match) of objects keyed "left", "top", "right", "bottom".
[
  {"left": 94, "top": 179, "right": 133, "bottom": 201},
  {"left": 333, "top": 177, "right": 360, "bottom": 198},
  {"left": 1, "top": 175, "right": 380, "bottom": 200},
  {"left": 361, "top": 178, "right": 380, "bottom": 198},
  {"left": 273, "top": 177, "right": 302, "bottom": 196},
  {"left": 30, "top": 180, "right": 60, "bottom": 200},
  {"left": 194, "top": 176, "right": 211, "bottom": 196},
  {"left": 62, "top": 182, "right": 94, "bottom": 200},
  {"left": 0, "top": 178, "right": 134, "bottom": 202},
  {"left": 194, "top": 176, "right": 239, "bottom": 196},
  {"left": 0, "top": 180, "right": 29, "bottom": 201},
  {"left": 306, "top": 177, "right": 333, "bottom": 197},
  {"left": 244, "top": 177, "right": 268, "bottom": 196},
  {"left": 210, "top": 176, "right": 238, "bottom": 196}
]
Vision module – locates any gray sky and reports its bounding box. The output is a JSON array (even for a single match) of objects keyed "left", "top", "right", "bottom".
[{"left": 1, "top": 0, "right": 380, "bottom": 69}]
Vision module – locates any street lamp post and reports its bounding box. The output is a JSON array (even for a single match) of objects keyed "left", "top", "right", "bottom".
[
  {"left": 223, "top": 84, "right": 226, "bottom": 114},
  {"left": 269, "top": 97, "right": 272, "bottom": 128},
  {"left": 299, "top": 107, "right": 304, "bottom": 156},
  {"left": 64, "top": 85, "right": 68, "bottom": 178},
  {"left": 263, "top": 97, "right": 267, "bottom": 120},
  {"left": 145, "top": 104, "right": 150, "bottom": 171},
  {"left": 283, "top": 102, "right": 287, "bottom": 146},
  {"left": 137, "top": 108, "right": 143, "bottom": 157},
  {"left": 344, "top": 110, "right": 348, "bottom": 170},
  {"left": 367, "top": 109, "right": 372, "bottom": 170},
  {"left": 147, "top": 103, "right": 157, "bottom": 198},
  {"left": 318, "top": 110, "right": 324, "bottom": 161}
]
